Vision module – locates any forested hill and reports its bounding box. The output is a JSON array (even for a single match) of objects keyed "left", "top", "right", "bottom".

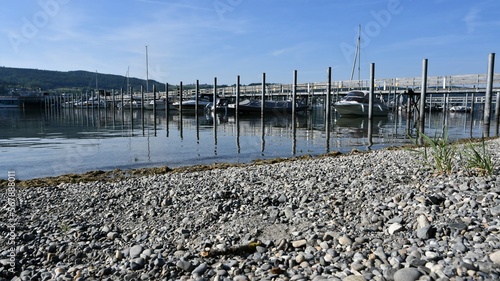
[{"left": 0, "top": 67, "right": 164, "bottom": 93}]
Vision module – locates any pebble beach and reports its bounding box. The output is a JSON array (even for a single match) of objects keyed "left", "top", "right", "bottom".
[{"left": 1, "top": 139, "right": 500, "bottom": 281}]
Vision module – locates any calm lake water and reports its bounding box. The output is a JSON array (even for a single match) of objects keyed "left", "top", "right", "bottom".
[{"left": 0, "top": 106, "right": 491, "bottom": 180}]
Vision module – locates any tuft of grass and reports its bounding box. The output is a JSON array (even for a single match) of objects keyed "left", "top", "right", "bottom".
[
  {"left": 408, "top": 129, "right": 456, "bottom": 175},
  {"left": 461, "top": 138, "right": 495, "bottom": 176}
]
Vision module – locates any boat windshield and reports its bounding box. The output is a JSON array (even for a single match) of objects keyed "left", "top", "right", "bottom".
[{"left": 343, "top": 91, "right": 368, "bottom": 102}]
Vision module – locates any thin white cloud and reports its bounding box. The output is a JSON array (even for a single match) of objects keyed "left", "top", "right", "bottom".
[{"left": 463, "top": 7, "right": 480, "bottom": 33}]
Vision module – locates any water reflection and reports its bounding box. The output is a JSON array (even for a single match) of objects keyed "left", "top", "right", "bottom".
[{"left": 0, "top": 106, "right": 489, "bottom": 180}]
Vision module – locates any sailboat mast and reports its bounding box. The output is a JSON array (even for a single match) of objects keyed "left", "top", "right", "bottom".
[
  {"left": 357, "top": 25, "right": 361, "bottom": 84},
  {"left": 350, "top": 25, "right": 361, "bottom": 85}
]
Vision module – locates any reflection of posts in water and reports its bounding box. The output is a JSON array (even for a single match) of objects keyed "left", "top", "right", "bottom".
[
  {"left": 367, "top": 118, "right": 373, "bottom": 149},
  {"left": 261, "top": 114, "right": 266, "bottom": 155},
  {"left": 483, "top": 53, "right": 495, "bottom": 138},
  {"left": 179, "top": 114, "right": 184, "bottom": 140},
  {"left": 236, "top": 114, "right": 241, "bottom": 153}
]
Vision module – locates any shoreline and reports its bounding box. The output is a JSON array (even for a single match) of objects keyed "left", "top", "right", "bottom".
[
  {"left": 1, "top": 136, "right": 497, "bottom": 189},
  {"left": 0, "top": 138, "right": 499, "bottom": 280}
]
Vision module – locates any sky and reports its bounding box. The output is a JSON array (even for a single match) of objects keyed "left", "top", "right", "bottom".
[{"left": 0, "top": 0, "right": 499, "bottom": 86}]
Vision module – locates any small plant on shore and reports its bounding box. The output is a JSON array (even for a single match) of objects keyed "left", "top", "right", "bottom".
[
  {"left": 408, "top": 129, "right": 457, "bottom": 175},
  {"left": 461, "top": 138, "right": 495, "bottom": 176},
  {"left": 59, "top": 222, "right": 70, "bottom": 233}
]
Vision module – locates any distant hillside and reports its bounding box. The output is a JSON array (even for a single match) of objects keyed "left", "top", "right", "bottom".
[{"left": 0, "top": 67, "right": 165, "bottom": 94}]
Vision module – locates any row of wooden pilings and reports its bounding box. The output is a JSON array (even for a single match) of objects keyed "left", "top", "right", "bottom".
[{"left": 45, "top": 53, "right": 498, "bottom": 145}]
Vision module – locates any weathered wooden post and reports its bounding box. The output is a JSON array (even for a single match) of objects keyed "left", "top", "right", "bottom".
[
  {"left": 483, "top": 53, "right": 495, "bottom": 138},
  {"left": 195, "top": 80, "right": 199, "bottom": 113},
  {"left": 213, "top": 77, "right": 218, "bottom": 145},
  {"left": 292, "top": 70, "right": 297, "bottom": 116},
  {"left": 236, "top": 75, "right": 240, "bottom": 115},
  {"left": 261, "top": 73, "right": 266, "bottom": 115},
  {"left": 368, "top": 63, "right": 375, "bottom": 147},
  {"left": 213, "top": 77, "right": 217, "bottom": 113},
  {"left": 165, "top": 83, "right": 169, "bottom": 115},
  {"left": 326, "top": 67, "right": 332, "bottom": 152},
  {"left": 419, "top": 59, "right": 428, "bottom": 144},
  {"left": 179, "top": 82, "right": 183, "bottom": 113}
]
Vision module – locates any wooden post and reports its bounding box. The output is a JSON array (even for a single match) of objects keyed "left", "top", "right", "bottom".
[
  {"left": 195, "top": 80, "right": 199, "bottom": 113},
  {"left": 165, "top": 83, "right": 169, "bottom": 115},
  {"left": 326, "top": 67, "right": 332, "bottom": 151},
  {"left": 419, "top": 58, "right": 428, "bottom": 144},
  {"left": 179, "top": 82, "right": 183, "bottom": 113},
  {"left": 213, "top": 77, "right": 217, "bottom": 113},
  {"left": 292, "top": 70, "right": 297, "bottom": 116},
  {"left": 368, "top": 63, "right": 375, "bottom": 147},
  {"left": 261, "top": 73, "right": 266, "bottom": 115},
  {"left": 236, "top": 75, "right": 240, "bottom": 115},
  {"left": 483, "top": 53, "right": 495, "bottom": 138},
  {"left": 326, "top": 66, "right": 332, "bottom": 120},
  {"left": 368, "top": 63, "right": 375, "bottom": 120}
]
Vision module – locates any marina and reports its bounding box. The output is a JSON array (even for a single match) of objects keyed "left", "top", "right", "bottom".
[
  {"left": 0, "top": 101, "right": 493, "bottom": 180},
  {"left": 1, "top": 56, "right": 499, "bottom": 180}
]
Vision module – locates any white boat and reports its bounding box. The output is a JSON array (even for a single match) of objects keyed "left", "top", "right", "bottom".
[
  {"left": 117, "top": 99, "right": 141, "bottom": 110},
  {"left": 173, "top": 94, "right": 213, "bottom": 112},
  {"left": 234, "top": 99, "right": 309, "bottom": 114},
  {"left": 334, "top": 91, "right": 389, "bottom": 117},
  {"left": 207, "top": 98, "right": 234, "bottom": 113},
  {"left": 143, "top": 98, "right": 176, "bottom": 110},
  {"left": 75, "top": 97, "right": 108, "bottom": 108},
  {"left": 449, "top": 105, "right": 471, "bottom": 113},
  {"left": 0, "top": 96, "right": 19, "bottom": 108}
]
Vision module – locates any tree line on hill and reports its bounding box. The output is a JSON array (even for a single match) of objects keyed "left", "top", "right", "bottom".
[{"left": 0, "top": 67, "right": 278, "bottom": 96}]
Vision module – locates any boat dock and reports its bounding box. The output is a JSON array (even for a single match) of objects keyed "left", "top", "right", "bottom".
[{"left": 17, "top": 72, "right": 497, "bottom": 108}]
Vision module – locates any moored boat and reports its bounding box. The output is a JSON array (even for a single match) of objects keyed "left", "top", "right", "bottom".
[
  {"left": 173, "top": 94, "right": 213, "bottom": 112},
  {"left": 143, "top": 98, "right": 176, "bottom": 110},
  {"left": 235, "top": 99, "right": 309, "bottom": 114},
  {"left": 449, "top": 105, "right": 472, "bottom": 113},
  {"left": 334, "top": 91, "right": 389, "bottom": 117}
]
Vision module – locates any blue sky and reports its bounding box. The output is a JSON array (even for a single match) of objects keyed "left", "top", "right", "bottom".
[{"left": 1, "top": 0, "right": 499, "bottom": 85}]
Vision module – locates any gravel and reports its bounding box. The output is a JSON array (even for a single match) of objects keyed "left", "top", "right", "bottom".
[{"left": 1, "top": 139, "right": 499, "bottom": 280}]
